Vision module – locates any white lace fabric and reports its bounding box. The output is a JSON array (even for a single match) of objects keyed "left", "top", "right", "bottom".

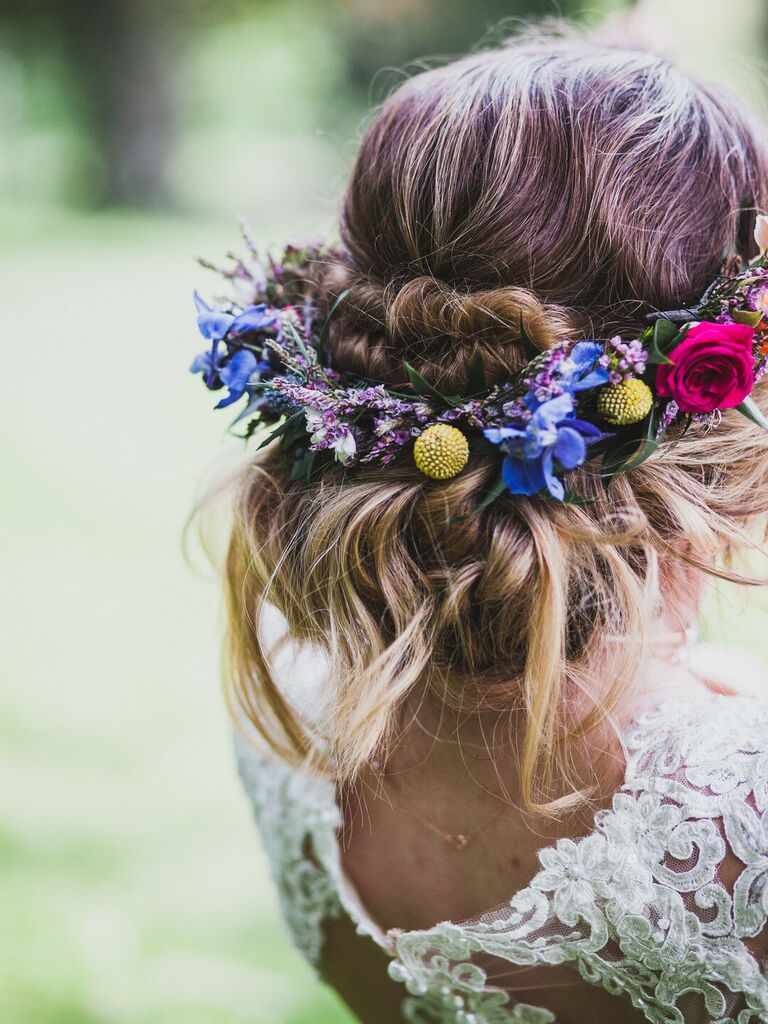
[{"left": 235, "top": 693, "right": 768, "bottom": 1023}]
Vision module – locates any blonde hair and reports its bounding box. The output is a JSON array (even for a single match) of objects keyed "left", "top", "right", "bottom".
[{"left": 221, "top": 29, "right": 768, "bottom": 812}]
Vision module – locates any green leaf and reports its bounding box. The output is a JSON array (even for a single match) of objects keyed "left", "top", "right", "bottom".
[
  {"left": 736, "top": 395, "right": 768, "bottom": 430},
  {"left": 473, "top": 475, "right": 508, "bottom": 514},
  {"left": 317, "top": 287, "right": 351, "bottom": 366},
  {"left": 519, "top": 313, "right": 540, "bottom": 361},
  {"left": 255, "top": 410, "right": 305, "bottom": 450},
  {"left": 733, "top": 309, "right": 764, "bottom": 327},
  {"left": 465, "top": 347, "right": 487, "bottom": 396},
  {"left": 646, "top": 319, "right": 680, "bottom": 365},
  {"left": 302, "top": 449, "right": 316, "bottom": 481},
  {"left": 404, "top": 362, "right": 461, "bottom": 407},
  {"left": 229, "top": 387, "right": 269, "bottom": 427},
  {"left": 601, "top": 404, "right": 662, "bottom": 483},
  {"left": 288, "top": 447, "right": 316, "bottom": 481},
  {"left": 281, "top": 318, "right": 314, "bottom": 365}
]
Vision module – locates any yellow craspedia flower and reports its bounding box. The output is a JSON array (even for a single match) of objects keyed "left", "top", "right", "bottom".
[
  {"left": 413, "top": 424, "right": 470, "bottom": 480},
  {"left": 597, "top": 378, "right": 654, "bottom": 426}
]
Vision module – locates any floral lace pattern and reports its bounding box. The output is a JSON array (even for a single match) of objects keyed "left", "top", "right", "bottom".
[
  {"left": 236, "top": 694, "right": 768, "bottom": 1023},
  {"left": 234, "top": 734, "right": 343, "bottom": 965}
]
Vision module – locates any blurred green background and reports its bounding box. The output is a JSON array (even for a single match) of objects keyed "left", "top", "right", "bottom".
[{"left": 2, "top": 1, "right": 768, "bottom": 1022}]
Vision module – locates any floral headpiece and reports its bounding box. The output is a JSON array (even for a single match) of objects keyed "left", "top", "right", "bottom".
[{"left": 190, "top": 219, "right": 768, "bottom": 504}]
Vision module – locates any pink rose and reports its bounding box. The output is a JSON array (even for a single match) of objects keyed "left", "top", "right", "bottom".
[{"left": 655, "top": 321, "right": 756, "bottom": 413}]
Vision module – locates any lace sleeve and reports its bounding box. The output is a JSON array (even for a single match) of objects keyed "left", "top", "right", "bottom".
[
  {"left": 234, "top": 733, "right": 343, "bottom": 968},
  {"left": 612, "top": 695, "right": 768, "bottom": 1022}
]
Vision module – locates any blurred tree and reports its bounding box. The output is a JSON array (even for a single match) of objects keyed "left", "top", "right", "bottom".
[
  {"left": 1, "top": 0, "right": 183, "bottom": 206},
  {"left": 0, "top": 0, "right": 623, "bottom": 209},
  {"left": 336, "top": 0, "right": 594, "bottom": 93},
  {"left": 0, "top": 0, "right": 262, "bottom": 207}
]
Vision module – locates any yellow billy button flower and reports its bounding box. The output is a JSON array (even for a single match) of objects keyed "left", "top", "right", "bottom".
[
  {"left": 413, "top": 424, "right": 470, "bottom": 480},
  {"left": 597, "top": 378, "right": 654, "bottom": 426}
]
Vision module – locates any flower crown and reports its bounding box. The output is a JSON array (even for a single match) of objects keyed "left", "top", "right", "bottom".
[{"left": 190, "top": 219, "right": 768, "bottom": 504}]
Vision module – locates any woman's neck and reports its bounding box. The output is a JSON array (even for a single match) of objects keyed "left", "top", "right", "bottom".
[{"left": 364, "top": 624, "right": 709, "bottom": 826}]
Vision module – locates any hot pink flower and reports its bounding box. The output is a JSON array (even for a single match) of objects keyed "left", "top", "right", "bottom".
[{"left": 655, "top": 321, "right": 755, "bottom": 414}]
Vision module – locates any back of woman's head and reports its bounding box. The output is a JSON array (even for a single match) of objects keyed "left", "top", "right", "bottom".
[{"left": 225, "top": 27, "right": 768, "bottom": 811}]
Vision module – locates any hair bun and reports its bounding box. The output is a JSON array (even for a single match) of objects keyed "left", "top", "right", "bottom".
[{"left": 320, "top": 264, "right": 579, "bottom": 390}]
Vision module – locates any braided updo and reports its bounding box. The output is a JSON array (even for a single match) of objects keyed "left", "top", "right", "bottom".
[{"left": 224, "top": 27, "right": 768, "bottom": 811}]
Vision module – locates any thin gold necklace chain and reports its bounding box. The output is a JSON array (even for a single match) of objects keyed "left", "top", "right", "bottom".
[
  {"left": 397, "top": 797, "right": 510, "bottom": 850},
  {"left": 370, "top": 760, "right": 511, "bottom": 851}
]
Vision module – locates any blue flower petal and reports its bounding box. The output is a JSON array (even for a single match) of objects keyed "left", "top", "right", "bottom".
[
  {"left": 564, "top": 342, "right": 610, "bottom": 391},
  {"left": 531, "top": 393, "right": 574, "bottom": 432},
  {"left": 542, "top": 449, "right": 565, "bottom": 501},
  {"left": 195, "top": 288, "right": 236, "bottom": 341},
  {"left": 484, "top": 426, "right": 526, "bottom": 445},
  {"left": 553, "top": 426, "right": 587, "bottom": 470},
  {"left": 569, "top": 341, "right": 603, "bottom": 371},
  {"left": 501, "top": 454, "right": 547, "bottom": 496},
  {"left": 197, "top": 310, "right": 235, "bottom": 341},
  {"left": 567, "top": 418, "right": 609, "bottom": 443},
  {"left": 571, "top": 367, "right": 610, "bottom": 391},
  {"left": 230, "top": 304, "right": 279, "bottom": 335},
  {"left": 194, "top": 290, "right": 211, "bottom": 315},
  {"left": 215, "top": 350, "right": 259, "bottom": 408},
  {"left": 190, "top": 351, "right": 213, "bottom": 374}
]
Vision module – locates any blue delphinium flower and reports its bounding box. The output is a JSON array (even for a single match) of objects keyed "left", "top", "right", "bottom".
[
  {"left": 484, "top": 393, "right": 605, "bottom": 500},
  {"left": 230, "top": 304, "right": 279, "bottom": 335},
  {"left": 193, "top": 291, "right": 278, "bottom": 341},
  {"left": 191, "top": 291, "right": 279, "bottom": 397},
  {"left": 560, "top": 341, "right": 611, "bottom": 393},
  {"left": 524, "top": 341, "right": 610, "bottom": 409},
  {"left": 215, "top": 350, "right": 259, "bottom": 409},
  {"left": 194, "top": 291, "right": 236, "bottom": 342}
]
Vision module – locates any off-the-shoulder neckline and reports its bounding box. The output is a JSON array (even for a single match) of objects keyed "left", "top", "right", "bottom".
[{"left": 323, "top": 689, "right": 766, "bottom": 953}]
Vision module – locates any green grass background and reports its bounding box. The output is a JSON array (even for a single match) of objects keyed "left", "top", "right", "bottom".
[{"left": 0, "top": 204, "right": 358, "bottom": 1024}]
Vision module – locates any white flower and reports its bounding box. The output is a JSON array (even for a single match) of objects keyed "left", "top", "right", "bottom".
[
  {"left": 755, "top": 215, "right": 768, "bottom": 254},
  {"left": 305, "top": 407, "right": 326, "bottom": 442},
  {"left": 333, "top": 430, "right": 357, "bottom": 464},
  {"left": 304, "top": 407, "right": 357, "bottom": 465}
]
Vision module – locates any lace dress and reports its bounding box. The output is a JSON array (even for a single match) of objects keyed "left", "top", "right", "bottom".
[{"left": 235, "top": 692, "right": 768, "bottom": 1023}]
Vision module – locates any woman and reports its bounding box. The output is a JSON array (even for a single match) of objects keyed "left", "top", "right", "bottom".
[{"left": 191, "top": 26, "right": 768, "bottom": 1024}]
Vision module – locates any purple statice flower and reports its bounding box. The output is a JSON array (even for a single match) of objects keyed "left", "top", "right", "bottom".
[
  {"left": 655, "top": 399, "right": 680, "bottom": 439},
  {"left": 755, "top": 351, "right": 768, "bottom": 384},
  {"left": 521, "top": 342, "right": 569, "bottom": 403},
  {"left": 362, "top": 426, "right": 416, "bottom": 464},
  {"left": 598, "top": 335, "right": 648, "bottom": 385},
  {"left": 437, "top": 400, "right": 489, "bottom": 429},
  {"left": 716, "top": 269, "right": 768, "bottom": 323},
  {"left": 501, "top": 396, "right": 531, "bottom": 422},
  {"left": 484, "top": 392, "right": 606, "bottom": 501},
  {"left": 271, "top": 377, "right": 336, "bottom": 410},
  {"left": 266, "top": 377, "right": 358, "bottom": 463},
  {"left": 693, "top": 409, "right": 723, "bottom": 433},
  {"left": 747, "top": 279, "right": 768, "bottom": 315}
]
